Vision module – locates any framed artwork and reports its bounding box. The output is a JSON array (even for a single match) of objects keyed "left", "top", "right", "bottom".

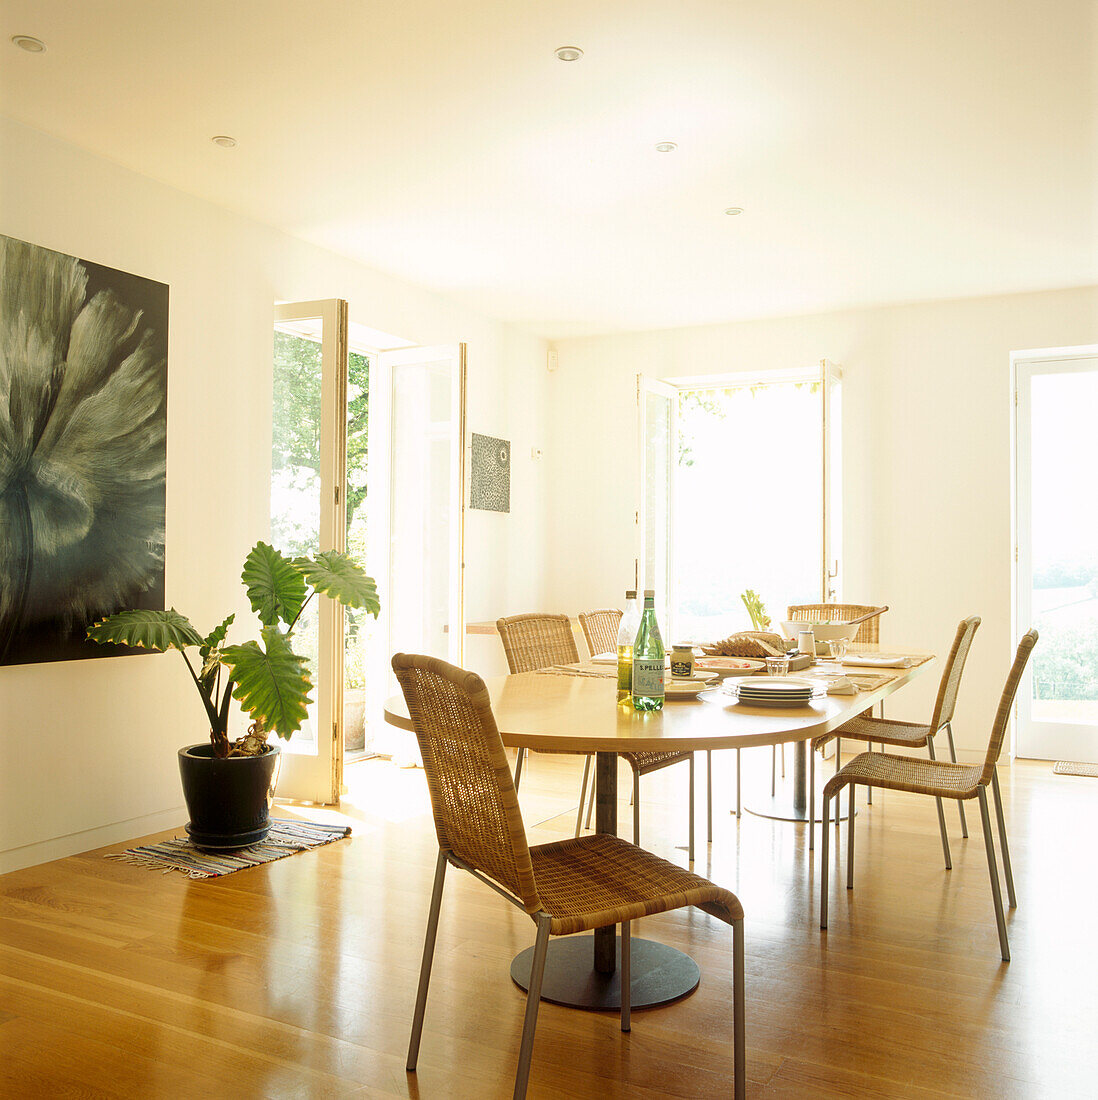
[
  {"left": 0, "top": 234, "right": 168, "bottom": 665},
  {"left": 469, "top": 433, "right": 510, "bottom": 513}
]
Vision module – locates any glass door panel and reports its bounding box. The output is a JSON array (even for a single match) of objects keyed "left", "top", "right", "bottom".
[
  {"left": 271, "top": 299, "right": 347, "bottom": 802},
  {"left": 673, "top": 374, "right": 823, "bottom": 641},
  {"left": 1016, "top": 352, "right": 1098, "bottom": 761}
]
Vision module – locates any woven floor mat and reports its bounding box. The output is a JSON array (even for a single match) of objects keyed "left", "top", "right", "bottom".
[
  {"left": 1053, "top": 761, "right": 1098, "bottom": 778},
  {"left": 106, "top": 818, "right": 351, "bottom": 878}
]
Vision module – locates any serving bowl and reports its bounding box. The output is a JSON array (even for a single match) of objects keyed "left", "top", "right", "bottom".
[{"left": 780, "top": 620, "right": 861, "bottom": 650}]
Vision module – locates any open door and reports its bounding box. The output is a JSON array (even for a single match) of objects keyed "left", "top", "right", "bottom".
[
  {"left": 637, "top": 375, "right": 677, "bottom": 635},
  {"left": 366, "top": 344, "right": 466, "bottom": 758},
  {"left": 271, "top": 299, "right": 347, "bottom": 803},
  {"left": 822, "top": 359, "right": 843, "bottom": 602}
]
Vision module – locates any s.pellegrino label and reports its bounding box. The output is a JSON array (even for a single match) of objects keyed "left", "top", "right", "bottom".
[{"left": 631, "top": 591, "right": 665, "bottom": 712}]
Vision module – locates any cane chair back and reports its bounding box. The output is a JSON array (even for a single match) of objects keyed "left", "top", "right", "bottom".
[
  {"left": 391, "top": 653, "right": 541, "bottom": 913},
  {"left": 787, "top": 603, "right": 887, "bottom": 645},
  {"left": 497, "top": 613, "right": 579, "bottom": 673},
  {"left": 927, "top": 616, "right": 981, "bottom": 733},
  {"left": 981, "top": 630, "right": 1038, "bottom": 785},
  {"left": 578, "top": 609, "right": 622, "bottom": 657}
]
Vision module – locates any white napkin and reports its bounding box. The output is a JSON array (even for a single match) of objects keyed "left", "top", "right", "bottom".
[
  {"left": 842, "top": 654, "right": 917, "bottom": 669},
  {"left": 825, "top": 676, "right": 857, "bottom": 695}
]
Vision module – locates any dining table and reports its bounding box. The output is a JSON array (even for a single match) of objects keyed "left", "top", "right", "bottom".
[{"left": 384, "top": 648, "right": 933, "bottom": 1012}]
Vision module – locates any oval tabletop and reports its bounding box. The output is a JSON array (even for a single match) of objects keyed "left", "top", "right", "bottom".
[{"left": 384, "top": 652, "right": 934, "bottom": 754}]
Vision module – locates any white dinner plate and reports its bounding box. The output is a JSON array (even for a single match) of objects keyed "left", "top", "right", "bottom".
[
  {"left": 664, "top": 678, "right": 717, "bottom": 699},
  {"left": 733, "top": 676, "right": 815, "bottom": 694},
  {"left": 694, "top": 657, "right": 766, "bottom": 678}
]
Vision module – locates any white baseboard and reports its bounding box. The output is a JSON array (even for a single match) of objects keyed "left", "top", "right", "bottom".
[{"left": 0, "top": 806, "right": 186, "bottom": 876}]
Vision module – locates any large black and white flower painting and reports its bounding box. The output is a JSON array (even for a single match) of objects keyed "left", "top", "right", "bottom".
[{"left": 0, "top": 234, "right": 167, "bottom": 665}]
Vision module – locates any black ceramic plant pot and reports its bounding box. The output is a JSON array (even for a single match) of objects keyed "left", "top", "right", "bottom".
[{"left": 178, "top": 743, "right": 282, "bottom": 850}]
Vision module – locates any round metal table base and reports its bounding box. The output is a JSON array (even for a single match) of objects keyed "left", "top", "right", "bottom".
[
  {"left": 743, "top": 796, "right": 856, "bottom": 824},
  {"left": 510, "top": 935, "right": 700, "bottom": 1010}
]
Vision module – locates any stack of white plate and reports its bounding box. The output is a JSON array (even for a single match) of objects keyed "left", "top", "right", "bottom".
[{"left": 732, "top": 677, "right": 815, "bottom": 708}]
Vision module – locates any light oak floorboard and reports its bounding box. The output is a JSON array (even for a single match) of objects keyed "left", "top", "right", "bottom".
[{"left": 1, "top": 752, "right": 1096, "bottom": 1097}]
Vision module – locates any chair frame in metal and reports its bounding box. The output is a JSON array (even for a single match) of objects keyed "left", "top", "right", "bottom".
[
  {"left": 808, "top": 616, "right": 981, "bottom": 852},
  {"left": 393, "top": 652, "right": 747, "bottom": 1099},
  {"left": 819, "top": 630, "right": 1036, "bottom": 961}
]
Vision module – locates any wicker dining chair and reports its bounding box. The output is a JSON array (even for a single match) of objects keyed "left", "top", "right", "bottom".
[
  {"left": 786, "top": 603, "right": 887, "bottom": 645},
  {"left": 819, "top": 630, "right": 1036, "bottom": 961},
  {"left": 392, "top": 653, "right": 747, "bottom": 1099},
  {"left": 578, "top": 608, "right": 622, "bottom": 658},
  {"left": 808, "top": 616, "right": 981, "bottom": 851},
  {"left": 499, "top": 612, "right": 704, "bottom": 859}
]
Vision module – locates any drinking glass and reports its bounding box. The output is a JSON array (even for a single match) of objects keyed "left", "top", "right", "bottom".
[
  {"left": 765, "top": 656, "right": 790, "bottom": 676},
  {"left": 827, "top": 638, "right": 849, "bottom": 662}
]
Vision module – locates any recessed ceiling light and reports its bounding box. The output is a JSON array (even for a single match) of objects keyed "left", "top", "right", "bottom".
[
  {"left": 655, "top": 142, "right": 678, "bottom": 153},
  {"left": 211, "top": 135, "right": 238, "bottom": 148},
  {"left": 724, "top": 207, "right": 744, "bottom": 216},
  {"left": 554, "top": 45, "right": 583, "bottom": 62},
  {"left": 11, "top": 35, "right": 46, "bottom": 52}
]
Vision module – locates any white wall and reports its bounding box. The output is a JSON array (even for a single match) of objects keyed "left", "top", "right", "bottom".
[
  {"left": 0, "top": 118, "right": 548, "bottom": 872},
  {"left": 545, "top": 287, "right": 1098, "bottom": 758}
]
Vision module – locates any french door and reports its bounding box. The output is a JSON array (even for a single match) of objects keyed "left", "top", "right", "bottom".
[
  {"left": 1014, "top": 347, "right": 1098, "bottom": 761},
  {"left": 638, "top": 362, "right": 842, "bottom": 643},
  {"left": 271, "top": 299, "right": 348, "bottom": 803},
  {"left": 365, "top": 344, "right": 466, "bottom": 759}
]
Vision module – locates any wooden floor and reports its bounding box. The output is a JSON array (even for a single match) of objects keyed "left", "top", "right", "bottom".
[{"left": 3, "top": 750, "right": 1097, "bottom": 1098}]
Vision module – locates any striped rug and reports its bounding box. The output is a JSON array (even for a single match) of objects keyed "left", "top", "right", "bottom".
[{"left": 106, "top": 819, "right": 351, "bottom": 878}]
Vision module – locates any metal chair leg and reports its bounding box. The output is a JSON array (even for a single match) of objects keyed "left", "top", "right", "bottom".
[
  {"left": 834, "top": 737, "right": 843, "bottom": 824},
  {"left": 407, "top": 850, "right": 448, "bottom": 1071},
  {"left": 809, "top": 749, "right": 815, "bottom": 851},
  {"left": 575, "top": 755, "right": 592, "bottom": 838},
  {"left": 846, "top": 786, "right": 856, "bottom": 889},
  {"left": 926, "top": 739, "right": 952, "bottom": 869},
  {"left": 706, "top": 750, "right": 713, "bottom": 844},
  {"left": 585, "top": 770, "right": 596, "bottom": 830},
  {"left": 866, "top": 743, "right": 873, "bottom": 805},
  {"left": 820, "top": 791, "right": 832, "bottom": 928},
  {"left": 732, "top": 917, "right": 746, "bottom": 1100},
  {"left": 771, "top": 745, "right": 777, "bottom": 795},
  {"left": 633, "top": 770, "right": 641, "bottom": 848},
  {"left": 513, "top": 747, "right": 526, "bottom": 792},
  {"left": 780, "top": 743, "right": 786, "bottom": 778},
  {"left": 977, "top": 787, "right": 1010, "bottom": 962},
  {"left": 514, "top": 914, "right": 552, "bottom": 1098},
  {"left": 991, "top": 768, "right": 1017, "bottom": 908},
  {"left": 688, "top": 753, "right": 696, "bottom": 863},
  {"left": 735, "top": 748, "right": 742, "bottom": 818},
  {"left": 944, "top": 722, "right": 969, "bottom": 838},
  {"left": 621, "top": 920, "right": 631, "bottom": 1032}
]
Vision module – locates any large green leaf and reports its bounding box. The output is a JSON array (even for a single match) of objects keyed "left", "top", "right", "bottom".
[
  {"left": 297, "top": 550, "right": 380, "bottom": 616},
  {"left": 242, "top": 542, "right": 307, "bottom": 627},
  {"left": 220, "top": 626, "right": 312, "bottom": 739},
  {"left": 87, "top": 609, "right": 204, "bottom": 652},
  {"left": 199, "top": 614, "right": 235, "bottom": 695}
]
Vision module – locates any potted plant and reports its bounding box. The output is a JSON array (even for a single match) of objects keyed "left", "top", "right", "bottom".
[{"left": 88, "top": 541, "right": 379, "bottom": 848}]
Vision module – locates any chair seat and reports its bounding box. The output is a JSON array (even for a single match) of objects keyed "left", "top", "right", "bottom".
[
  {"left": 620, "top": 750, "right": 691, "bottom": 773},
  {"left": 823, "top": 751, "right": 983, "bottom": 802},
  {"left": 812, "top": 714, "right": 932, "bottom": 752},
  {"left": 529, "top": 832, "right": 741, "bottom": 936}
]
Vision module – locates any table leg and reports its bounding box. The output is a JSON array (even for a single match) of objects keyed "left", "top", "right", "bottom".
[
  {"left": 593, "top": 752, "right": 617, "bottom": 974},
  {"left": 744, "top": 740, "right": 854, "bottom": 824}
]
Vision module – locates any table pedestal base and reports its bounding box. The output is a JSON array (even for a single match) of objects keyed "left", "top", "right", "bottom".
[
  {"left": 745, "top": 793, "right": 855, "bottom": 823},
  {"left": 510, "top": 934, "right": 700, "bottom": 1010}
]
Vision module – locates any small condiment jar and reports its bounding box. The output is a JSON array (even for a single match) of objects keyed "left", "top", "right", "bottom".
[{"left": 669, "top": 643, "right": 695, "bottom": 679}]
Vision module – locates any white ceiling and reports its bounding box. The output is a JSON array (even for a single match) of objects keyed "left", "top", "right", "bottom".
[{"left": 3, "top": 0, "right": 1096, "bottom": 338}]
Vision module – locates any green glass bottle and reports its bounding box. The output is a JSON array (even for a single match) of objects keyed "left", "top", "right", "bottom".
[
  {"left": 616, "top": 590, "right": 640, "bottom": 704},
  {"left": 631, "top": 590, "right": 665, "bottom": 711}
]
